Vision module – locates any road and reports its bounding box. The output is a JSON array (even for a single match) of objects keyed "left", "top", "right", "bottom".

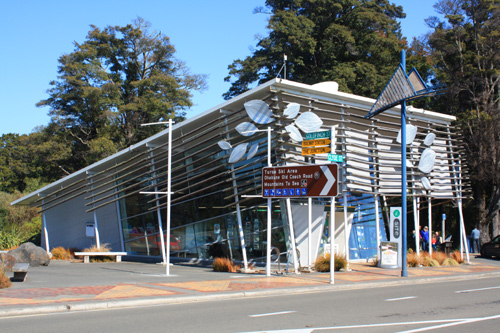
[{"left": 1, "top": 275, "right": 500, "bottom": 332}]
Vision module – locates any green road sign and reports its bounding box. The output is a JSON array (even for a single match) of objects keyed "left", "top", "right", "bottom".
[
  {"left": 328, "top": 154, "right": 344, "bottom": 162},
  {"left": 305, "top": 131, "right": 331, "bottom": 140}
]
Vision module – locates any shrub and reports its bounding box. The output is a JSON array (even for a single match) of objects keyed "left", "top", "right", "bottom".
[
  {"left": 213, "top": 257, "right": 238, "bottom": 272},
  {"left": 442, "top": 258, "right": 459, "bottom": 266},
  {"left": 450, "top": 250, "right": 465, "bottom": 264},
  {"left": 51, "top": 247, "right": 73, "bottom": 260},
  {"left": 314, "top": 253, "right": 347, "bottom": 272},
  {"left": 431, "top": 251, "right": 448, "bottom": 265},
  {"left": 407, "top": 251, "right": 422, "bottom": 267},
  {"left": 424, "top": 258, "right": 440, "bottom": 267},
  {"left": 82, "top": 243, "right": 113, "bottom": 262}
]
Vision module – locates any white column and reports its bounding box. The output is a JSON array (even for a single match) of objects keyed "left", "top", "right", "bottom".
[
  {"left": 330, "top": 197, "right": 335, "bottom": 284},
  {"left": 266, "top": 126, "right": 272, "bottom": 276},
  {"left": 286, "top": 198, "right": 299, "bottom": 273},
  {"left": 308, "top": 197, "right": 312, "bottom": 267},
  {"left": 428, "top": 198, "right": 432, "bottom": 255}
]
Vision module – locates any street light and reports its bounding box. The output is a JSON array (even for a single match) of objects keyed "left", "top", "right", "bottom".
[
  {"left": 242, "top": 127, "right": 273, "bottom": 276},
  {"left": 140, "top": 119, "right": 175, "bottom": 276}
]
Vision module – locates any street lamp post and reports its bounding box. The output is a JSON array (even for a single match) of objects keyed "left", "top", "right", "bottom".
[{"left": 140, "top": 119, "right": 175, "bottom": 276}]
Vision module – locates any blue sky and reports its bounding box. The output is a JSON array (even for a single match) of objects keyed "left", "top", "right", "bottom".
[{"left": 1, "top": 0, "right": 439, "bottom": 136}]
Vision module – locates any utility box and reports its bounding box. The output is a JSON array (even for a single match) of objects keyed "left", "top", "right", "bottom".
[{"left": 86, "top": 222, "right": 95, "bottom": 237}]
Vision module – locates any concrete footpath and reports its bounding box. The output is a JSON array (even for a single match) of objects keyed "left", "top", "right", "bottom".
[{"left": 1, "top": 256, "right": 499, "bottom": 318}]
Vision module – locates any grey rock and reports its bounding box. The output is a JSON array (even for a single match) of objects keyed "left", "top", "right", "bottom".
[
  {"left": 0, "top": 252, "right": 17, "bottom": 271},
  {"left": 8, "top": 242, "right": 50, "bottom": 267}
]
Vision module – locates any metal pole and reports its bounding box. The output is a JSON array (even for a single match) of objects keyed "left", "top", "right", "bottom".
[
  {"left": 166, "top": 118, "right": 173, "bottom": 276},
  {"left": 266, "top": 126, "right": 272, "bottom": 276},
  {"left": 401, "top": 50, "right": 408, "bottom": 277},
  {"left": 330, "top": 197, "right": 335, "bottom": 284},
  {"left": 42, "top": 199, "right": 50, "bottom": 253},
  {"left": 308, "top": 197, "right": 312, "bottom": 267},
  {"left": 150, "top": 148, "right": 166, "bottom": 265},
  {"left": 428, "top": 198, "right": 432, "bottom": 254},
  {"left": 286, "top": 198, "right": 299, "bottom": 273}
]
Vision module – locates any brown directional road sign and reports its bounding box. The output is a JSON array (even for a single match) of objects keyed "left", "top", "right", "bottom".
[{"left": 262, "top": 164, "right": 338, "bottom": 198}]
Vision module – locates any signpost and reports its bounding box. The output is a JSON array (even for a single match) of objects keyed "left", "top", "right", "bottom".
[
  {"left": 305, "top": 131, "right": 330, "bottom": 140},
  {"left": 328, "top": 154, "right": 344, "bottom": 163},
  {"left": 302, "top": 139, "right": 331, "bottom": 147},
  {"left": 302, "top": 147, "right": 331, "bottom": 155},
  {"left": 262, "top": 164, "right": 338, "bottom": 198}
]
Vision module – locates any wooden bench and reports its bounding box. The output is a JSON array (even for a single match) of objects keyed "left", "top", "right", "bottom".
[
  {"left": 74, "top": 252, "right": 127, "bottom": 263},
  {"left": 12, "top": 263, "right": 29, "bottom": 282}
]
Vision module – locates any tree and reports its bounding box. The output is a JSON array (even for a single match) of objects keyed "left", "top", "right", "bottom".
[
  {"left": 38, "top": 18, "right": 207, "bottom": 170},
  {"left": 425, "top": 0, "right": 500, "bottom": 243},
  {"left": 224, "top": 0, "right": 406, "bottom": 99}
]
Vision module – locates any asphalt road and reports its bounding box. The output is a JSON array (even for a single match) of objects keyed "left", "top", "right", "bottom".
[{"left": 1, "top": 274, "right": 500, "bottom": 332}]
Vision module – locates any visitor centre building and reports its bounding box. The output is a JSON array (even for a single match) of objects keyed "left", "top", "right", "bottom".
[{"left": 12, "top": 79, "right": 470, "bottom": 269}]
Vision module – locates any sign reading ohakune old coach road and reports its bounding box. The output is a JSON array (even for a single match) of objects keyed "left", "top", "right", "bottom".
[{"left": 262, "top": 164, "right": 338, "bottom": 198}]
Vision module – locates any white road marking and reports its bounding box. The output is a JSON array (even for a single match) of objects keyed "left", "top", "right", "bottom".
[
  {"left": 249, "top": 311, "right": 296, "bottom": 318},
  {"left": 455, "top": 285, "right": 500, "bottom": 293},
  {"left": 386, "top": 296, "right": 417, "bottom": 301},
  {"left": 239, "top": 315, "right": 500, "bottom": 332}
]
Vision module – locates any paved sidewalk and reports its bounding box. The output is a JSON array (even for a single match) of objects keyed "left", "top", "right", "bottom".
[{"left": 1, "top": 256, "right": 499, "bottom": 317}]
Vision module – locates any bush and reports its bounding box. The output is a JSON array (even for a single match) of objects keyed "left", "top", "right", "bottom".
[
  {"left": 450, "top": 250, "right": 465, "bottom": 264},
  {"left": 82, "top": 243, "right": 113, "bottom": 262},
  {"left": 442, "top": 258, "right": 459, "bottom": 266},
  {"left": 424, "top": 258, "right": 440, "bottom": 267},
  {"left": 213, "top": 257, "right": 239, "bottom": 272},
  {"left": 431, "top": 251, "right": 448, "bottom": 265},
  {"left": 51, "top": 247, "right": 73, "bottom": 260},
  {"left": 314, "top": 253, "right": 347, "bottom": 272},
  {"left": 407, "top": 251, "right": 422, "bottom": 267}
]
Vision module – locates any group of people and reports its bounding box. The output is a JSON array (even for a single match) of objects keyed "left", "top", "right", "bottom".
[{"left": 413, "top": 226, "right": 443, "bottom": 252}]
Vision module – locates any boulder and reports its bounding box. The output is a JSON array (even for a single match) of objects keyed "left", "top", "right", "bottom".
[
  {"left": 8, "top": 242, "right": 50, "bottom": 267},
  {"left": 0, "top": 252, "right": 17, "bottom": 271}
]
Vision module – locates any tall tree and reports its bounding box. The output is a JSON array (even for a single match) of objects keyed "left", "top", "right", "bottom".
[
  {"left": 224, "top": 0, "right": 406, "bottom": 99},
  {"left": 38, "top": 18, "right": 207, "bottom": 170},
  {"left": 425, "top": 0, "right": 500, "bottom": 243}
]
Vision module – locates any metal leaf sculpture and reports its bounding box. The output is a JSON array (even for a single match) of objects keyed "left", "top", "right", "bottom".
[
  {"left": 218, "top": 140, "right": 232, "bottom": 150},
  {"left": 418, "top": 148, "right": 436, "bottom": 173},
  {"left": 285, "top": 124, "right": 303, "bottom": 142},
  {"left": 421, "top": 176, "right": 432, "bottom": 191},
  {"left": 228, "top": 143, "right": 249, "bottom": 164},
  {"left": 236, "top": 122, "right": 258, "bottom": 137},
  {"left": 243, "top": 100, "right": 274, "bottom": 124},
  {"left": 396, "top": 124, "right": 418, "bottom": 145},
  {"left": 283, "top": 103, "right": 300, "bottom": 119},
  {"left": 423, "top": 133, "right": 436, "bottom": 146},
  {"left": 247, "top": 143, "right": 259, "bottom": 160},
  {"left": 295, "top": 112, "right": 323, "bottom": 133}
]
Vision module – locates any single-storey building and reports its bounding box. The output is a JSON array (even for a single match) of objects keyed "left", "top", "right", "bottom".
[{"left": 12, "top": 79, "right": 471, "bottom": 268}]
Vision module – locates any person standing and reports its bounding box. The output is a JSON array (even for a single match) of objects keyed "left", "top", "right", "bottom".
[
  {"left": 421, "top": 226, "right": 429, "bottom": 252},
  {"left": 471, "top": 226, "right": 480, "bottom": 253}
]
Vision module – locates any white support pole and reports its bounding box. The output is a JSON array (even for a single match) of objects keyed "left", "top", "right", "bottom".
[
  {"left": 458, "top": 198, "right": 470, "bottom": 263},
  {"left": 375, "top": 195, "right": 381, "bottom": 261},
  {"left": 90, "top": 177, "right": 101, "bottom": 248},
  {"left": 330, "top": 197, "right": 335, "bottom": 284},
  {"left": 414, "top": 197, "right": 420, "bottom": 255},
  {"left": 165, "top": 118, "right": 173, "bottom": 276},
  {"left": 266, "top": 126, "right": 272, "bottom": 277},
  {"left": 93, "top": 210, "right": 101, "bottom": 249},
  {"left": 308, "top": 197, "right": 312, "bottom": 267},
  {"left": 428, "top": 198, "right": 432, "bottom": 255},
  {"left": 42, "top": 208, "right": 50, "bottom": 253},
  {"left": 150, "top": 148, "right": 167, "bottom": 265},
  {"left": 286, "top": 198, "right": 299, "bottom": 273}
]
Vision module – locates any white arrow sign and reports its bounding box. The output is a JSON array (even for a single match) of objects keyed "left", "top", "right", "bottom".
[{"left": 320, "top": 165, "right": 336, "bottom": 196}]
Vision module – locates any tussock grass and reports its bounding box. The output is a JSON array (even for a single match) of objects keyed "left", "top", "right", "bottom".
[
  {"left": 314, "top": 253, "right": 347, "bottom": 272},
  {"left": 213, "top": 257, "right": 239, "bottom": 273}
]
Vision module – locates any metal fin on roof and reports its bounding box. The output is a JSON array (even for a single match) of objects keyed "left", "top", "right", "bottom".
[{"left": 365, "top": 66, "right": 443, "bottom": 119}]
